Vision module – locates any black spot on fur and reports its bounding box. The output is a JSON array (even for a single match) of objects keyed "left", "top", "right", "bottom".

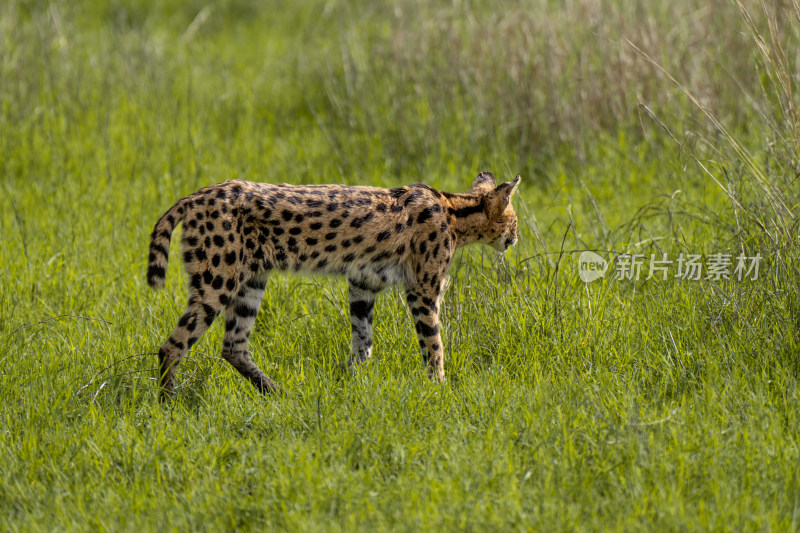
[
  {"left": 246, "top": 278, "right": 266, "bottom": 290},
  {"left": 235, "top": 304, "right": 258, "bottom": 318},
  {"left": 350, "top": 213, "right": 373, "bottom": 228},
  {"left": 417, "top": 322, "right": 439, "bottom": 337},
  {"left": 350, "top": 300, "right": 374, "bottom": 319},
  {"left": 404, "top": 191, "right": 423, "bottom": 206},
  {"left": 417, "top": 208, "right": 434, "bottom": 224},
  {"left": 168, "top": 337, "right": 184, "bottom": 350},
  {"left": 450, "top": 201, "right": 485, "bottom": 218},
  {"left": 202, "top": 304, "right": 217, "bottom": 326}
]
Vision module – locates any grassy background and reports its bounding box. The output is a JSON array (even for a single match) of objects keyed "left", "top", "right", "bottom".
[{"left": 2, "top": 0, "right": 800, "bottom": 530}]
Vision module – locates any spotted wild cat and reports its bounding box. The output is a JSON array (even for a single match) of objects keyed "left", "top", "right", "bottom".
[{"left": 147, "top": 172, "right": 520, "bottom": 400}]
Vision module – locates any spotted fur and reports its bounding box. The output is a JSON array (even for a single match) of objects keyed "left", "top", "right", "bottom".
[{"left": 147, "top": 172, "right": 520, "bottom": 400}]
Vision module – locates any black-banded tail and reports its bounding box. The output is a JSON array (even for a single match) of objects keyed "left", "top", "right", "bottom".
[{"left": 147, "top": 197, "right": 189, "bottom": 289}]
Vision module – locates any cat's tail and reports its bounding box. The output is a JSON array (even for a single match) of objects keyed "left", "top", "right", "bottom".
[{"left": 146, "top": 196, "right": 189, "bottom": 289}]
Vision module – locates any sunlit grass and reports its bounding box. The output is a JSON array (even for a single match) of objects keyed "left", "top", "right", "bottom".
[{"left": 1, "top": 0, "right": 798, "bottom": 530}]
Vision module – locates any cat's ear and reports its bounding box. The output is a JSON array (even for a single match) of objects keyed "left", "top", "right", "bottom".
[
  {"left": 487, "top": 176, "right": 521, "bottom": 217},
  {"left": 497, "top": 175, "right": 521, "bottom": 200},
  {"left": 469, "top": 171, "right": 497, "bottom": 194}
]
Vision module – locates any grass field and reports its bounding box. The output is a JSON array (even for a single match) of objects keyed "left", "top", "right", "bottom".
[{"left": 2, "top": 0, "right": 800, "bottom": 530}]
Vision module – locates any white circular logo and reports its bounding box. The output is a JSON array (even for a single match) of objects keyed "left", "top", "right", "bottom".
[{"left": 578, "top": 251, "right": 608, "bottom": 283}]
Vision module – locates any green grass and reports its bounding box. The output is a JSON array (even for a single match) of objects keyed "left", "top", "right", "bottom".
[{"left": 2, "top": 0, "right": 800, "bottom": 530}]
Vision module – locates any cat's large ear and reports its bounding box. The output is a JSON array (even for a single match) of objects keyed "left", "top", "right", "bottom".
[
  {"left": 487, "top": 175, "right": 521, "bottom": 217},
  {"left": 469, "top": 171, "right": 497, "bottom": 194}
]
